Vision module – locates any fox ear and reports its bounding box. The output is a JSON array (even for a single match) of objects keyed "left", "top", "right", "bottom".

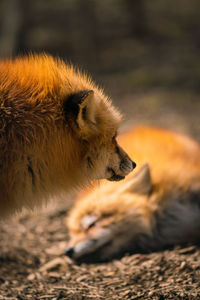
[
  {"left": 64, "top": 90, "right": 98, "bottom": 131},
  {"left": 119, "top": 164, "right": 152, "bottom": 195}
]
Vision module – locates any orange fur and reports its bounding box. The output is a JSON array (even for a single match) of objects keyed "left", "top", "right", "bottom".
[
  {"left": 66, "top": 127, "right": 200, "bottom": 261},
  {"left": 0, "top": 54, "right": 134, "bottom": 217}
]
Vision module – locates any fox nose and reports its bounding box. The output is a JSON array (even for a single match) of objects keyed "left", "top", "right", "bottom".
[
  {"left": 65, "top": 247, "right": 74, "bottom": 258},
  {"left": 132, "top": 161, "right": 136, "bottom": 169}
]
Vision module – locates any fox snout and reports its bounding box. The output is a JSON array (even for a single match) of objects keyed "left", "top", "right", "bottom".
[
  {"left": 107, "top": 159, "right": 136, "bottom": 181},
  {"left": 120, "top": 157, "right": 136, "bottom": 174},
  {"left": 65, "top": 239, "right": 96, "bottom": 260},
  {"left": 65, "top": 227, "right": 113, "bottom": 261},
  {"left": 107, "top": 148, "right": 136, "bottom": 182}
]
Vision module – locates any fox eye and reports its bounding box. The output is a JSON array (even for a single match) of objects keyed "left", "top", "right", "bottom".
[
  {"left": 81, "top": 215, "right": 98, "bottom": 229},
  {"left": 87, "top": 220, "right": 97, "bottom": 229}
]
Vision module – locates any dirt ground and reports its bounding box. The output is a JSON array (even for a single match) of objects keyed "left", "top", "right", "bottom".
[{"left": 0, "top": 91, "right": 200, "bottom": 300}]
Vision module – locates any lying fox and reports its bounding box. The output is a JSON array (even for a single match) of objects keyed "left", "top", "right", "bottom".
[
  {"left": 0, "top": 54, "right": 135, "bottom": 217},
  {"left": 66, "top": 127, "right": 200, "bottom": 262}
]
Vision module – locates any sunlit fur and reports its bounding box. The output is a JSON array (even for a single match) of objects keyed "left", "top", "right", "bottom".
[
  {"left": 0, "top": 54, "right": 133, "bottom": 217},
  {"left": 67, "top": 127, "right": 200, "bottom": 261}
]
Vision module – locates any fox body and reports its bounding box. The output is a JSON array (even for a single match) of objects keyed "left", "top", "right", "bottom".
[
  {"left": 66, "top": 127, "right": 200, "bottom": 262},
  {"left": 0, "top": 54, "right": 134, "bottom": 217}
]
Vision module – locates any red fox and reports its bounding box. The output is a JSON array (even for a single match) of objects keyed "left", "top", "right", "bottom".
[
  {"left": 0, "top": 54, "right": 135, "bottom": 217},
  {"left": 66, "top": 127, "right": 200, "bottom": 262}
]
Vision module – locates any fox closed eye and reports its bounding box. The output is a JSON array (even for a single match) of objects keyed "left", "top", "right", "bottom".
[
  {"left": 87, "top": 220, "right": 97, "bottom": 229},
  {"left": 81, "top": 215, "right": 98, "bottom": 229}
]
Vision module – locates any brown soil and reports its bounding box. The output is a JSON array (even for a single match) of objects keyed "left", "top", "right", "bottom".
[{"left": 0, "top": 91, "right": 200, "bottom": 300}]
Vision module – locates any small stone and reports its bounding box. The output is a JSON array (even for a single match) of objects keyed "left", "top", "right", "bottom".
[
  {"left": 27, "top": 273, "right": 35, "bottom": 281},
  {"left": 180, "top": 261, "right": 186, "bottom": 270}
]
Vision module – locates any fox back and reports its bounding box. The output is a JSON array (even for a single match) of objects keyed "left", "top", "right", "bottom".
[{"left": 66, "top": 127, "right": 200, "bottom": 262}]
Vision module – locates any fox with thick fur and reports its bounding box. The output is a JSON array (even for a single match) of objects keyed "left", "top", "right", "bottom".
[
  {"left": 0, "top": 54, "right": 135, "bottom": 217},
  {"left": 66, "top": 127, "right": 200, "bottom": 262}
]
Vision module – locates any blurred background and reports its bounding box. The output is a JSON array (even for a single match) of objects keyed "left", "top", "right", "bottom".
[
  {"left": 0, "top": 4, "right": 200, "bottom": 297},
  {"left": 1, "top": 0, "right": 200, "bottom": 139}
]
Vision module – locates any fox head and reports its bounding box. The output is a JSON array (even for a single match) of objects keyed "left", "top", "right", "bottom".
[
  {"left": 65, "top": 164, "right": 153, "bottom": 262},
  {"left": 0, "top": 55, "right": 136, "bottom": 207},
  {"left": 63, "top": 88, "right": 136, "bottom": 183}
]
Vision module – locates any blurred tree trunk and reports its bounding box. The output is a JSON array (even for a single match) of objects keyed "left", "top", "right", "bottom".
[
  {"left": 125, "top": 0, "right": 148, "bottom": 40},
  {"left": 76, "top": 0, "right": 100, "bottom": 65},
  {"left": 15, "top": 0, "right": 32, "bottom": 55},
  {"left": 0, "top": 0, "right": 22, "bottom": 57}
]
